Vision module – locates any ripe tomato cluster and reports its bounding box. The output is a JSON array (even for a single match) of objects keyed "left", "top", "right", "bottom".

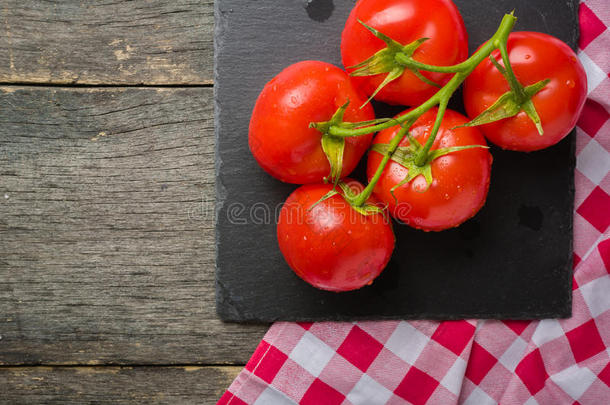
[{"left": 248, "top": 0, "right": 587, "bottom": 292}]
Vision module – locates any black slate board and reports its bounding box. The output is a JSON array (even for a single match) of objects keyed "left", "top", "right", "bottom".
[{"left": 215, "top": 0, "right": 579, "bottom": 322}]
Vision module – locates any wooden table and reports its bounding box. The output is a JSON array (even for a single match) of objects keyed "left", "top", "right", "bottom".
[{"left": 0, "top": 2, "right": 268, "bottom": 403}]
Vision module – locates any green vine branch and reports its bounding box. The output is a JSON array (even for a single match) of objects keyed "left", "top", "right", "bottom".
[{"left": 310, "top": 12, "right": 548, "bottom": 209}]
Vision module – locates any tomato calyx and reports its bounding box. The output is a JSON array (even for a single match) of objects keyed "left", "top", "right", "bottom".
[
  {"left": 310, "top": 101, "right": 392, "bottom": 185},
  {"left": 371, "top": 136, "right": 488, "bottom": 197},
  {"left": 348, "top": 20, "right": 440, "bottom": 107},
  {"left": 309, "top": 101, "right": 349, "bottom": 186},
  {"left": 460, "top": 51, "right": 551, "bottom": 135},
  {"left": 310, "top": 180, "right": 387, "bottom": 217}
]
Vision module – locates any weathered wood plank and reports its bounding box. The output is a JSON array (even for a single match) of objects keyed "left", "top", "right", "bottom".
[
  {"left": 0, "top": 1, "right": 213, "bottom": 85},
  {"left": 0, "top": 86, "right": 267, "bottom": 365},
  {"left": 0, "top": 366, "right": 239, "bottom": 404}
]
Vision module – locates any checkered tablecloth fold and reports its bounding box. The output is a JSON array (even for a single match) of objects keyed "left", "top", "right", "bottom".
[{"left": 219, "top": 1, "right": 610, "bottom": 403}]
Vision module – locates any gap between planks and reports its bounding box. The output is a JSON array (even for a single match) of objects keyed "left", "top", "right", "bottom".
[
  {"left": 0, "top": 82, "right": 214, "bottom": 88},
  {"left": 0, "top": 363, "right": 245, "bottom": 368}
]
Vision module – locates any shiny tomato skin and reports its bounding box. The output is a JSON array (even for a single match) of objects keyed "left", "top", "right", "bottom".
[
  {"left": 463, "top": 32, "right": 587, "bottom": 151},
  {"left": 341, "top": 0, "right": 468, "bottom": 106},
  {"left": 277, "top": 181, "right": 395, "bottom": 292},
  {"left": 249, "top": 61, "right": 375, "bottom": 184},
  {"left": 367, "top": 108, "right": 492, "bottom": 231}
]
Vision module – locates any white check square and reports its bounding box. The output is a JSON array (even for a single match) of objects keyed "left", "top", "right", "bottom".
[
  {"left": 440, "top": 357, "right": 467, "bottom": 396},
  {"left": 384, "top": 321, "right": 429, "bottom": 365},
  {"left": 346, "top": 374, "right": 393, "bottom": 405},
  {"left": 463, "top": 387, "right": 497, "bottom": 405},
  {"left": 532, "top": 319, "right": 566, "bottom": 347},
  {"left": 498, "top": 337, "right": 528, "bottom": 372},
  {"left": 289, "top": 331, "right": 335, "bottom": 377},
  {"left": 580, "top": 276, "right": 610, "bottom": 317},
  {"left": 253, "top": 387, "right": 296, "bottom": 405},
  {"left": 550, "top": 364, "right": 597, "bottom": 400},
  {"left": 579, "top": 51, "right": 606, "bottom": 94},
  {"left": 577, "top": 139, "right": 610, "bottom": 185}
]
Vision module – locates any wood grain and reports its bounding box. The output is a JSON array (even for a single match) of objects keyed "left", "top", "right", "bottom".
[
  {"left": 0, "top": 1, "right": 213, "bottom": 85},
  {"left": 0, "top": 86, "right": 267, "bottom": 366},
  {"left": 0, "top": 365, "right": 240, "bottom": 404}
]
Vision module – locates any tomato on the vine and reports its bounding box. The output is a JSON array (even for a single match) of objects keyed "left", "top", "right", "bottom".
[
  {"left": 463, "top": 31, "right": 587, "bottom": 151},
  {"left": 341, "top": 0, "right": 468, "bottom": 106},
  {"left": 247, "top": 7, "right": 576, "bottom": 294},
  {"left": 249, "top": 60, "right": 375, "bottom": 184},
  {"left": 277, "top": 181, "right": 395, "bottom": 292},
  {"left": 367, "top": 108, "right": 492, "bottom": 231}
]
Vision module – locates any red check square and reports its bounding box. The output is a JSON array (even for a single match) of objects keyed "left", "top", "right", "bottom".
[
  {"left": 394, "top": 366, "right": 439, "bottom": 405},
  {"left": 578, "top": 99, "right": 609, "bottom": 137},
  {"left": 245, "top": 341, "right": 287, "bottom": 384},
  {"left": 577, "top": 187, "right": 610, "bottom": 233},
  {"left": 598, "top": 362, "right": 610, "bottom": 387},
  {"left": 566, "top": 319, "right": 606, "bottom": 363},
  {"left": 298, "top": 322, "right": 313, "bottom": 331},
  {"left": 431, "top": 320, "right": 475, "bottom": 356},
  {"left": 301, "top": 379, "right": 346, "bottom": 405},
  {"left": 337, "top": 325, "right": 383, "bottom": 372},
  {"left": 217, "top": 392, "right": 248, "bottom": 405},
  {"left": 466, "top": 342, "right": 498, "bottom": 385},
  {"left": 503, "top": 320, "right": 531, "bottom": 336},
  {"left": 579, "top": 3, "right": 607, "bottom": 49},
  {"left": 574, "top": 253, "right": 582, "bottom": 269},
  {"left": 516, "top": 349, "right": 549, "bottom": 394}
]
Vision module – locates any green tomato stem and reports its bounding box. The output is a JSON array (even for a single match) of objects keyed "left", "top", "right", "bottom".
[
  {"left": 497, "top": 41, "right": 527, "bottom": 103},
  {"left": 351, "top": 122, "right": 413, "bottom": 207},
  {"left": 394, "top": 53, "right": 470, "bottom": 73},
  {"left": 415, "top": 99, "right": 448, "bottom": 166}
]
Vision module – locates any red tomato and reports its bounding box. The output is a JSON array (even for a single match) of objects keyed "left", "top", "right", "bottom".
[
  {"left": 249, "top": 61, "right": 375, "bottom": 184},
  {"left": 463, "top": 32, "right": 587, "bottom": 151},
  {"left": 277, "top": 181, "right": 395, "bottom": 292},
  {"left": 341, "top": 0, "right": 468, "bottom": 106},
  {"left": 367, "top": 108, "right": 492, "bottom": 231}
]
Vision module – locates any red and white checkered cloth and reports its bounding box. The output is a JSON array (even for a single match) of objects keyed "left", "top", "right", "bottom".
[{"left": 219, "top": 1, "right": 610, "bottom": 403}]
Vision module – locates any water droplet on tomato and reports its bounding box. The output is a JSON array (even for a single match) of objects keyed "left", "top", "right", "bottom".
[
  {"left": 566, "top": 80, "right": 575, "bottom": 88},
  {"left": 524, "top": 54, "right": 531, "bottom": 60},
  {"left": 444, "top": 193, "right": 450, "bottom": 200}
]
